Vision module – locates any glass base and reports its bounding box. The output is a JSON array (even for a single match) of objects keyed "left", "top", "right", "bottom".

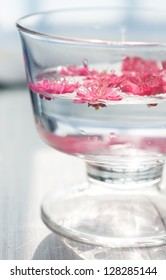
[{"left": 41, "top": 181, "right": 166, "bottom": 248}]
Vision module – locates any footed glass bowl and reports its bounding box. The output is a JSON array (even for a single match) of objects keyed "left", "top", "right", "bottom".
[{"left": 17, "top": 7, "right": 166, "bottom": 247}]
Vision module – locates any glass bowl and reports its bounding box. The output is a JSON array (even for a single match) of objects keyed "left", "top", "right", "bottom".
[{"left": 16, "top": 7, "right": 166, "bottom": 247}]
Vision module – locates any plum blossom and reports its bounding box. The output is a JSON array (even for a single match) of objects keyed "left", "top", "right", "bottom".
[
  {"left": 29, "top": 79, "right": 78, "bottom": 99},
  {"left": 76, "top": 86, "right": 122, "bottom": 102},
  {"left": 122, "top": 56, "right": 160, "bottom": 75},
  {"left": 120, "top": 73, "right": 166, "bottom": 95},
  {"left": 59, "top": 61, "right": 98, "bottom": 77},
  {"left": 83, "top": 72, "right": 123, "bottom": 88},
  {"left": 119, "top": 56, "right": 166, "bottom": 95},
  {"left": 75, "top": 85, "right": 122, "bottom": 109},
  {"left": 29, "top": 56, "right": 166, "bottom": 108}
]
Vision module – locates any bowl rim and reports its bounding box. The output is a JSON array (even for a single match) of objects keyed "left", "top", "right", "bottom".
[{"left": 16, "top": 6, "right": 166, "bottom": 47}]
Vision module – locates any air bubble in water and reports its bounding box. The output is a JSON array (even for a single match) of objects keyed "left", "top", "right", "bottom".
[
  {"left": 110, "top": 132, "right": 116, "bottom": 138},
  {"left": 83, "top": 59, "right": 88, "bottom": 68},
  {"left": 80, "top": 130, "right": 86, "bottom": 135}
]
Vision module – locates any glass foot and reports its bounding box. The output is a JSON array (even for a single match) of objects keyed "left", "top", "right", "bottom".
[{"left": 41, "top": 181, "right": 166, "bottom": 248}]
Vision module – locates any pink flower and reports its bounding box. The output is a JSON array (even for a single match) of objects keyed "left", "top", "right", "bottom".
[
  {"left": 83, "top": 72, "right": 123, "bottom": 88},
  {"left": 29, "top": 79, "right": 79, "bottom": 98},
  {"left": 120, "top": 57, "right": 166, "bottom": 95},
  {"left": 29, "top": 56, "right": 166, "bottom": 108},
  {"left": 75, "top": 85, "right": 122, "bottom": 104},
  {"left": 59, "top": 61, "right": 98, "bottom": 77},
  {"left": 122, "top": 56, "right": 160, "bottom": 75},
  {"left": 120, "top": 73, "right": 166, "bottom": 95},
  {"left": 59, "top": 65, "right": 88, "bottom": 76},
  {"left": 74, "top": 72, "right": 123, "bottom": 109}
]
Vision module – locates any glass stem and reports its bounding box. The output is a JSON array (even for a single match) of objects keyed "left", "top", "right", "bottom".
[{"left": 86, "top": 162, "right": 164, "bottom": 190}]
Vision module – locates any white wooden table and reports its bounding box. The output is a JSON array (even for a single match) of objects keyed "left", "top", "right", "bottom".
[{"left": 0, "top": 88, "right": 166, "bottom": 260}]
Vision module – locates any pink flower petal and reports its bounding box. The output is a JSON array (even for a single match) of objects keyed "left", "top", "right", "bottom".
[
  {"left": 120, "top": 73, "right": 166, "bottom": 96},
  {"left": 75, "top": 85, "right": 122, "bottom": 104},
  {"left": 29, "top": 79, "right": 79, "bottom": 98},
  {"left": 122, "top": 56, "right": 160, "bottom": 74},
  {"left": 59, "top": 65, "right": 98, "bottom": 77}
]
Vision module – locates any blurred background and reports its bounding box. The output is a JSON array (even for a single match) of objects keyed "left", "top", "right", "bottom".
[{"left": 0, "top": 0, "right": 166, "bottom": 86}]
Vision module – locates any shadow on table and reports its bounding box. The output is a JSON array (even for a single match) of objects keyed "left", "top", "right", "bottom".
[
  {"left": 32, "top": 233, "right": 166, "bottom": 260},
  {"left": 32, "top": 233, "right": 82, "bottom": 260}
]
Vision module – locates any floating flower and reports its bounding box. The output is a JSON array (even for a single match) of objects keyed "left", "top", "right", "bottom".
[
  {"left": 76, "top": 86, "right": 122, "bottom": 102},
  {"left": 74, "top": 72, "right": 123, "bottom": 109},
  {"left": 120, "top": 73, "right": 166, "bottom": 95},
  {"left": 83, "top": 72, "right": 123, "bottom": 88},
  {"left": 29, "top": 79, "right": 79, "bottom": 99},
  {"left": 30, "top": 56, "right": 166, "bottom": 109},
  {"left": 59, "top": 60, "right": 98, "bottom": 77},
  {"left": 122, "top": 56, "right": 160, "bottom": 75},
  {"left": 120, "top": 57, "right": 166, "bottom": 95},
  {"left": 75, "top": 85, "right": 122, "bottom": 109}
]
